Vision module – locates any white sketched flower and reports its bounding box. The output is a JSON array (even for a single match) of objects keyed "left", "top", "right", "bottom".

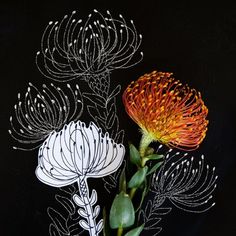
[
  {"left": 36, "top": 9, "right": 143, "bottom": 82},
  {"left": 35, "top": 120, "right": 125, "bottom": 187},
  {"left": 9, "top": 82, "right": 83, "bottom": 150}
]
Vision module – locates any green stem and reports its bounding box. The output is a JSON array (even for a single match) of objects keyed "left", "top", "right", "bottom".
[
  {"left": 129, "top": 187, "right": 137, "bottom": 200},
  {"left": 139, "top": 132, "right": 154, "bottom": 159},
  {"left": 117, "top": 226, "right": 123, "bottom": 236}
]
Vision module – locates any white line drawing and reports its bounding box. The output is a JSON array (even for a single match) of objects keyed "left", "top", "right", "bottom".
[
  {"left": 35, "top": 9, "right": 143, "bottom": 195},
  {"left": 83, "top": 75, "right": 124, "bottom": 193},
  {"left": 138, "top": 145, "right": 217, "bottom": 235},
  {"left": 9, "top": 82, "right": 83, "bottom": 150},
  {"left": 47, "top": 185, "right": 85, "bottom": 235},
  {"left": 35, "top": 9, "right": 143, "bottom": 82},
  {"left": 35, "top": 120, "right": 125, "bottom": 236}
]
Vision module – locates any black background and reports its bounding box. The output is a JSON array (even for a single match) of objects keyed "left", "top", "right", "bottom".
[{"left": 1, "top": 1, "right": 236, "bottom": 235}]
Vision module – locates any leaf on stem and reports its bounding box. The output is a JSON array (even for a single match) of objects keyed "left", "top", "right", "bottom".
[
  {"left": 124, "top": 224, "right": 144, "bottom": 236},
  {"left": 129, "top": 143, "right": 141, "bottom": 166},
  {"left": 128, "top": 167, "right": 148, "bottom": 189},
  {"left": 109, "top": 192, "right": 135, "bottom": 229},
  {"left": 145, "top": 154, "right": 164, "bottom": 161},
  {"left": 147, "top": 162, "right": 163, "bottom": 176}
]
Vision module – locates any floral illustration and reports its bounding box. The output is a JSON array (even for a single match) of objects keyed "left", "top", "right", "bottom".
[
  {"left": 8, "top": 8, "right": 218, "bottom": 236},
  {"left": 36, "top": 9, "right": 143, "bottom": 82},
  {"left": 35, "top": 9, "right": 143, "bottom": 194},
  {"left": 9, "top": 82, "right": 83, "bottom": 150},
  {"left": 36, "top": 120, "right": 125, "bottom": 235}
]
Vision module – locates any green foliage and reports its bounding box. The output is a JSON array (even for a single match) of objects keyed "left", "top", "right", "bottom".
[
  {"left": 128, "top": 167, "right": 148, "bottom": 189},
  {"left": 129, "top": 143, "right": 141, "bottom": 166},
  {"left": 147, "top": 161, "right": 163, "bottom": 175},
  {"left": 109, "top": 192, "right": 135, "bottom": 229},
  {"left": 145, "top": 154, "right": 163, "bottom": 161},
  {"left": 124, "top": 225, "right": 144, "bottom": 236}
]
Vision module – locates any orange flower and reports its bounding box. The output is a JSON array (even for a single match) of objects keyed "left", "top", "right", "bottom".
[{"left": 123, "top": 71, "right": 208, "bottom": 155}]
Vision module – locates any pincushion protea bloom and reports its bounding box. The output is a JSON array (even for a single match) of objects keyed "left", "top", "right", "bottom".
[{"left": 123, "top": 71, "right": 208, "bottom": 156}]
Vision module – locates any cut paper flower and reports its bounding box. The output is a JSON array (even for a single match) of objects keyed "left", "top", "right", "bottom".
[
  {"left": 123, "top": 71, "right": 208, "bottom": 155},
  {"left": 36, "top": 9, "right": 143, "bottom": 82},
  {"left": 9, "top": 82, "right": 83, "bottom": 150},
  {"left": 36, "top": 120, "right": 125, "bottom": 236},
  {"left": 36, "top": 120, "right": 125, "bottom": 186}
]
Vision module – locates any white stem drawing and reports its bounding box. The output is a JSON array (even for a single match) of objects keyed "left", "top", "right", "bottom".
[
  {"left": 73, "top": 178, "right": 102, "bottom": 236},
  {"left": 35, "top": 120, "right": 125, "bottom": 235}
]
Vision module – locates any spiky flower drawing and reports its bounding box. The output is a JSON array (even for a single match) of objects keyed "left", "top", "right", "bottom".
[
  {"left": 36, "top": 9, "right": 143, "bottom": 82},
  {"left": 138, "top": 146, "right": 217, "bottom": 235},
  {"left": 9, "top": 82, "right": 83, "bottom": 150},
  {"left": 36, "top": 120, "right": 125, "bottom": 236}
]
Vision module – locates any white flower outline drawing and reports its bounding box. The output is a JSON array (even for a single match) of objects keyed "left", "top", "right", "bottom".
[
  {"left": 9, "top": 82, "right": 83, "bottom": 150},
  {"left": 36, "top": 9, "right": 143, "bottom": 82},
  {"left": 36, "top": 120, "right": 125, "bottom": 236}
]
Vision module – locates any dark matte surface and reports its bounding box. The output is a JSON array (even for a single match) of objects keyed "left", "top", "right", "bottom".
[{"left": 1, "top": 1, "right": 236, "bottom": 235}]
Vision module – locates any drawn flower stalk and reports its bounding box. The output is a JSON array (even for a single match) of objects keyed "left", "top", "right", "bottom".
[
  {"left": 35, "top": 120, "right": 125, "bottom": 236},
  {"left": 73, "top": 178, "right": 102, "bottom": 236}
]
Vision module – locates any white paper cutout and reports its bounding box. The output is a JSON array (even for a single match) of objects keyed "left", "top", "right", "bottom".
[
  {"left": 36, "top": 9, "right": 143, "bottom": 82},
  {"left": 36, "top": 120, "right": 125, "bottom": 235},
  {"left": 9, "top": 82, "right": 83, "bottom": 150}
]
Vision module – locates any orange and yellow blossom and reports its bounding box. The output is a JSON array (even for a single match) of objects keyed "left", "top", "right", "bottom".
[{"left": 122, "top": 71, "right": 208, "bottom": 157}]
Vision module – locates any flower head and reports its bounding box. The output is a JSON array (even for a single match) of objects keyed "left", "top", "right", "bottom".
[
  {"left": 36, "top": 9, "right": 143, "bottom": 82},
  {"left": 122, "top": 71, "right": 208, "bottom": 151},
  {"left": 35, "top": 120, "right": 125, "bottom": 187},
  {"left": 9, "top": 82, "right": 83, "bottom": 150}
]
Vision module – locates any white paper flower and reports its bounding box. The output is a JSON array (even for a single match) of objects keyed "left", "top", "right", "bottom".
[{"left": 35, "top": 120, "right": 125, "bottom": 187}]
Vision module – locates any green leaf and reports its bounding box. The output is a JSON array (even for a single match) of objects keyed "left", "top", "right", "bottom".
[
  {"left": 129, "top": 143, "right": 141, "bottom": 166},
  {"left": 124, "top": 224, "right": 144, "bottom": 236},
  {"left": 128, "top": 166, "right": 148, "bottom": 188},
  {"left": 119, "top": 165, "right": 127, "bottom": 193},
  {"left": 135, "top": 179, "right": 147, "bottom": 213},
  {"left": 145, "top": 154, "right": 164, "bottom": 160},
  {"left": 147, "top": 161, "right": 163, "bottom": 175},
  {"left": 109, "top": 192, "right": 135, "bottom": 229}
]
